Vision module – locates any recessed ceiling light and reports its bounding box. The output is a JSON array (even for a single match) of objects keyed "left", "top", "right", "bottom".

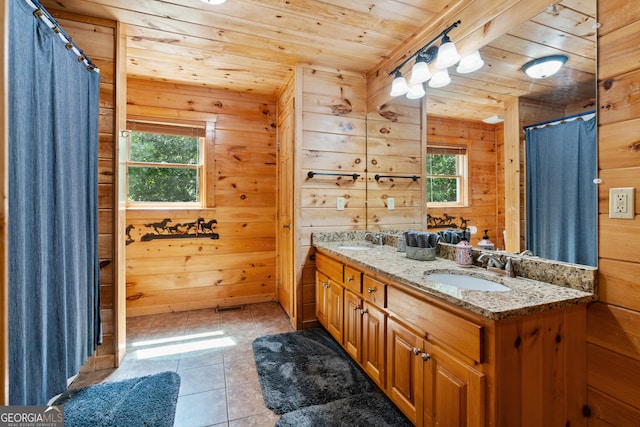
[{"left": 201, "top": 0, "right": 227, "bottom": 4}]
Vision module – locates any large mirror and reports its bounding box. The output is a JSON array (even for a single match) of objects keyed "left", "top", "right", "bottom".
[{"left": 367, "top": 0, "right": 597, "bottom": 267}]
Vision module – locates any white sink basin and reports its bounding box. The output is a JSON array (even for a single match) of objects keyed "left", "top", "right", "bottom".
[
  {"left": 426, "top": 273, "right": 511, "bottom": 292},
  {"left": 337, "top": 245, "right": 372, "bottom": 250}
]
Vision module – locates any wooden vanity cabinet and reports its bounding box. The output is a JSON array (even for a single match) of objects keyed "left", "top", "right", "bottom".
[
  {"left": 387, "top": 316, "right": 484, "bottom": 427},
  {"left": 361, "top": 300, "right": 386, "bottom": 387},
  {"left": 343, "top": 290, "right": 362, "bottom": 361},
  {"left": 314, "top": 249, "right": 587, "bottom": 427}
]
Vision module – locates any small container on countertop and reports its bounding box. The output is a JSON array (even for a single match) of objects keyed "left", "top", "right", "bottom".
[
  {"left": 455, "top": 229, "right": 473, "bottom": 267},
  {"left": 477, "top": 229, "right": 495, "bottom": 251}
]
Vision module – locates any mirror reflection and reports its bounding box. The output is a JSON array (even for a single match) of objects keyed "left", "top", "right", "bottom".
[{"left": 370, "top": 0, "right": 597, "bottom": 267}]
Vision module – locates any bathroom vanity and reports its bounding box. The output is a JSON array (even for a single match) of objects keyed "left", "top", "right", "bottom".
[{"left": 313, "top": 233, "right": 595, "bottom": 427}]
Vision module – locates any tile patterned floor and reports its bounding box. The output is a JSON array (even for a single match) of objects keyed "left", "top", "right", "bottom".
[{"left": 71, "top": 302, "right": 293, "bottom": 427}]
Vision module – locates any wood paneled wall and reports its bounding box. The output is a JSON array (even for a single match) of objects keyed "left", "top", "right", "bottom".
[
  {"left": 426, "top": 116, "right": 501, "bottom": 248},
  {"left": 296, "top": 66, "right": 368, "bottom": 327},
  {"left": 125, "top": 79, "right": 277, "bottom": 316},
  {"left": 49, "top": 11, "right": 118, "bottom": 372},
  {"left": 284, "top": 66, "right": 425, "bottom": 328},
  {"left": 587, "top": 1, "right": 640, "bottom": 423},
  {"left": 367, "top": 99, "right": 424, "bottom": 230}
]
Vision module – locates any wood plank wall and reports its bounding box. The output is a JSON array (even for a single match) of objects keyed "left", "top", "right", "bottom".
[
  {"left": 296, "top": 66, "right": 368, "bottom": 327},
  {"left": 49, "top": 11, "right": 118, "bottom": 372},
  {"left": 279, "top": 66, "right": 423, "bottom": 328},
  {"left": 125, "top": 79, "right": 277, "bottom": 316},
  {"left": 367, "top": 99, "right": 424, "bottom": 230},
  {"left": 426, "top": 116, "right": 501, "bottom": 247},
  {"left": 587, "top": 1, "right": 640, "bottom": 423}
]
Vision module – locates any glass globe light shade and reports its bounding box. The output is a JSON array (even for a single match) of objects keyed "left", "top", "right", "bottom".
[
  {"left": 406, "top": 83, "right": 426, "bottom": 99},
  {"left": 390, "top": 72, "right": 410, "bottom": 97},
  {"left": 409, "top": 59, "right": 432, "bottom": 85},
  {"left": 428, "top": 68, "right": 451, "bottom": 88},
  {"left": 435, "top": 36, "right": 460, "bottom": 69},
  {"left": 456, "top": 50, "right": 484, "bottom": 74}
]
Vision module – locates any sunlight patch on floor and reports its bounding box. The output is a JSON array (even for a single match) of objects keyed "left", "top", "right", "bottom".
[{"left": 132, "top": 330, "right": 236, "bottom": 359}]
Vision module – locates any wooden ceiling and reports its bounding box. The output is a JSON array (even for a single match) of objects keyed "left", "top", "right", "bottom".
[{"left": 41, "top": 0, "right": 596, "bottom": 121}]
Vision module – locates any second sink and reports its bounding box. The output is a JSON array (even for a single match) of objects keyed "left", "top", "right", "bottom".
[{"left": 425, "top": 273, "right": 511, "bottom": 292}]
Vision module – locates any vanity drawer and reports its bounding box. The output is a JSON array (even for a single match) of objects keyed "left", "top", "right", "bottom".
[
  {"left": 316, "top": 252, "right": 343, "bottom": 283},
  {"left": 363, "top": 275, "right": 387, "bottom": 307},
  {"left": 344, "top": 266, "right": 362, "bottom": 293},
  {"left": 387, "top": 286, "right": 484, "bottom": 363}
]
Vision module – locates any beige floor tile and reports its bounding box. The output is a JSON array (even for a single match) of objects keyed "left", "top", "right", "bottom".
[
  {"left": 178, "top": 363, "right": 226, "bottom": 396},
  {"left": 224, "top": 357, "right": 258, "bottom": 387},
  {"left": 226, "top": 381, "right": 268, "bottom": 421},
  {"left": 228, "top": 411, "right": 279, "bottom": 427},
  {"left": 173, "top": 388, "right": 228, "bottom": 427}
]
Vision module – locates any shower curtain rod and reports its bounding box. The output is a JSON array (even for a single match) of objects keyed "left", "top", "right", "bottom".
[
  {"left": 25, "top": 0, "right": 100, "bottom": 73},
  {"left": 523, "top": 109, "right": 596, "bottom": 130}
]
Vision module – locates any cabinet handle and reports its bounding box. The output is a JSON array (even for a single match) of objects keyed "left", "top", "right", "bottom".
[
  {"left": 421, "top": 353, "right": 431, "bottom": 361},
  {"left": 323, "top": 282, "right": 330, "bottom": 289},
  {"left": 367, "top": 287, "right": 375, "bottom": 293},
  {"left": 412, "top": 347, "right": 421, "bottom": 356},
  {"left": 283, "top": 224, "right": 291, "bottom": 229},
  {"left": 353, "top": 305, "right": 359, "bottom": 311},
  {"left": 347, "top": 276, "right": 353, "bottom": 282},
  {"left": 360, "top": 309, "right": 368, "bottom": 315}
]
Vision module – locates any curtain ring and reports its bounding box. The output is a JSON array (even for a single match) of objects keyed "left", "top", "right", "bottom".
[
  {"left": 65, "top": 43, "right": 73, "bottom": 50},
  {"left": 87, "top": 65, "right": 95, "bottom": 72},
  {"left": 33, "top": 9, "right": 44, "bottom": 18},
  {"left": 77, "top": 56, "right": 85, "bottom": 62},
  {"left": 52, "top": 26, "right": 61, "bottom": 34}
]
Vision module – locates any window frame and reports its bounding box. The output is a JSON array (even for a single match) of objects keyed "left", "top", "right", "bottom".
[
  {"left": 125, "top": 120, "right": 207, "bottom": 208},
  {"left": 425, "top": 144, "right": 469, "bottom": 207}
]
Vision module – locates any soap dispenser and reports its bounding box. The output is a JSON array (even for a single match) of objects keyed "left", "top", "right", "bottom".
[
  {"left": 478, "top": 229, "right": 495, "bottom": 251},
  {"left": 455, "top": 229, "right": 473, "bottom": 267}
]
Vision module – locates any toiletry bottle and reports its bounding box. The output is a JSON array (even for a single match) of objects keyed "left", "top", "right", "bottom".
[
  {"left": 478, "top": 229, "right": 495, "bottom": 251},
  {"left": 455, "top": 229, "right": 473, "bottom": 267}
]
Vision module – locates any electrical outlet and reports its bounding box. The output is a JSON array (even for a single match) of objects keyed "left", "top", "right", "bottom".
[
  {"left": 387, "top": 198, "right": 395, "bottom": 210},
  {"left": 609, "top": 187, "right": 635, "bottom": 219},
  {"left": 336, "top": 197, "right": 346, "bottom": 211}
]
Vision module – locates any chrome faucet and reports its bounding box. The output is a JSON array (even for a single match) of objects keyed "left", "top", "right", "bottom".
[
  {"left": 478, "top": 253, "right": 517, "bottom": 277},
  {"left": 478, "top": 253, "right": 504, "bottom": 269},
  {"left": 364, "top": 232, "right": 383, "bottom": 245},
  {"left": 519, "top": 249, "right": 534, "bottom": 256}
]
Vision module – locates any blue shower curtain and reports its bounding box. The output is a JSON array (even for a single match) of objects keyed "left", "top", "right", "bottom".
[
  {"left": 525, "top": 115, "right": 597, "bottom": 267},
  {"left": 8, "top": 0, "right": 101, "bottom": 405}
]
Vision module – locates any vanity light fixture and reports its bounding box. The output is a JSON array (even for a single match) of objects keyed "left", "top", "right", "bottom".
[
  {"left": 457, "top": 50, "right": 484, "bottom": 74},
  {"left": 522, "top": 55, "right": 568, "bottom": 79},
  {"left": 435, "top": 34, "right": 461, "bottom": 69},
  {"left": 428, "top": 68, "right": 451, "bottom": 88},
  {"left": 409, "top": 51, "right": 434, "bottom": 85},
  {"left": 406, "top": 83, "right": 426, "bottom": 99},
  {"left": 390, "top": 71, "right": 410, "bottom": 96},
  {"left": 389, "top": 20, "right": 483, "bottom": 99}
]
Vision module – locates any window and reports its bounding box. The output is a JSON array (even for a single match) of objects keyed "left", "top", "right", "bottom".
[
  {"left": 426, "top": 145, "right": 468, "bottom": 206},
  {"left": 127, "top": 121, "right": 205, "bottom": 205}
]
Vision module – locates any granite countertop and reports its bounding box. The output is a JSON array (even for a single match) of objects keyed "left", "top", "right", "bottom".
[{"left": 313, "top": 240, "right": 596, "bottom": 321}]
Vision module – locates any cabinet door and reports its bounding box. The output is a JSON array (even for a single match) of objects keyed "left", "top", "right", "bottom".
[
  {"left": 326, "top": 279, "right": 344, "bottom": 343},
  {"left": 362, "top": 301, "right": 386, "bottom": 388},
  {"left": 315, "top": 271, "right": 330, "bottom": 328},
  {"left": 422, "top": 342, "right": 485, "bottom": 427},
  {"left": 387, "top": 318, "right": 424, "bottom": 426},
  {"left": 343, "top": 290, "right": 362, "bottom": 361}
]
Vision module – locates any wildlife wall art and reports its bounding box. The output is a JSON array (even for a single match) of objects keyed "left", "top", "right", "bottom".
[{"left": 125, "top": 217, "right": 219, "bottom": 245}]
